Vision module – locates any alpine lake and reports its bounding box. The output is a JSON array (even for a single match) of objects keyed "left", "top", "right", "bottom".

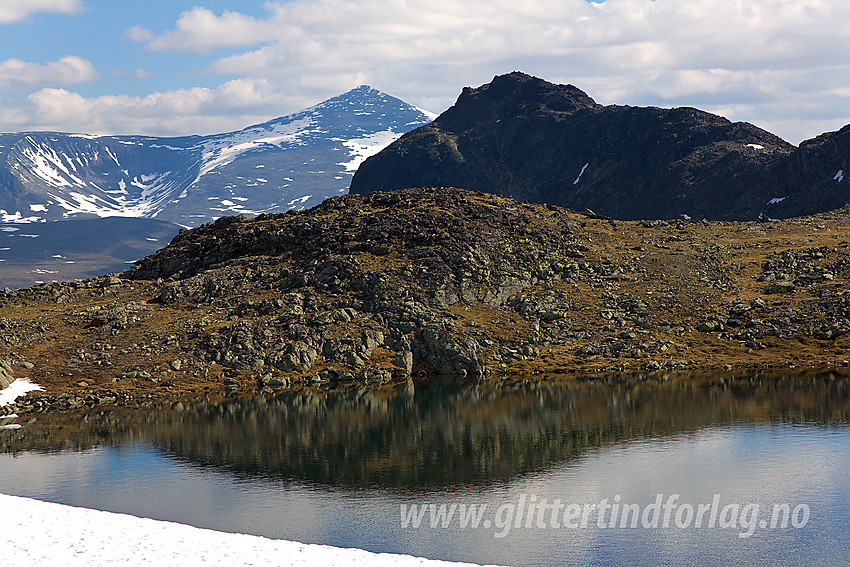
[{"left": 2, "top": 371, "right": 849, "bottom": 567}]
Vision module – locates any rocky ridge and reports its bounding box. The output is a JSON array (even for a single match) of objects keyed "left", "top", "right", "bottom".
[
  {"left": 3, "top": 187, "right": 850, "bottom": 415},
  {"left": 350, "top": 72, "right": 850, "bottom": 221}
]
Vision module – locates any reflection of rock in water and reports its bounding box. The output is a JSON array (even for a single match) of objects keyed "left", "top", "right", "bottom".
[{"left": 4, "top": 372, "right": 850, "bottom": 490}]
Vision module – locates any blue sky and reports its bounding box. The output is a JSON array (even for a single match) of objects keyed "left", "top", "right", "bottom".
[
  {"left": 2, "top": 2, "right": 230, "bottom": 96},
  {"left": 2, "top": 0, "right": 850, "bottom": 143}
]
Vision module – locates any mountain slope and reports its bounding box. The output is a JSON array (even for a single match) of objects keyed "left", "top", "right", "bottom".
[
  {"left": 349, "top": 72, "right": 849, "bottom": 220},
  {"left": 0, "top": 86, "right": 435, "bottom": 228},
  {"left": 760, "top": 124, "right": 850, "bottom": 218}
]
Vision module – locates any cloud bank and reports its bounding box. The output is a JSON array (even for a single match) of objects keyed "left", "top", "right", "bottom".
[
  {"left": 0, "top": 0, "right": 83, "bottom": 24},
  {"left": 0, "top": 56, "right": 97, "bottom": 91},
  {"left": 2, "top": 78, "right": 282, "bottom": 136},
  {"left": 7, "top": 0, "right": 850, "bottom": 143}
]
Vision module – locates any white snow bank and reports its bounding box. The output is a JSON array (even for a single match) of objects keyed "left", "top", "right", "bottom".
[
  {"left": 767, "top": 197, "right": 786, "bottom": 205},
  {"left": 0, "top": 379, "right": 42, "bottom": 407},
  {"left": 0, "top": 494, "right": 507, "bottom": 567}
]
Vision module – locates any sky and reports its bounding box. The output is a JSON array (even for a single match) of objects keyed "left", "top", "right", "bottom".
[{"left": 1, "top": 0, "right": 849, "bottom": 144}]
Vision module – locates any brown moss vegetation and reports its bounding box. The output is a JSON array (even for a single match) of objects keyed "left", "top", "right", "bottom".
[{"left": 2, "top": 187, "right": 850, "bottom": 413}]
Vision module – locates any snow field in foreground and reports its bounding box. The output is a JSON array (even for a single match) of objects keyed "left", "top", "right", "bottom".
[{"left": 0, "top": 494, "right": 508, "bottom": 567}]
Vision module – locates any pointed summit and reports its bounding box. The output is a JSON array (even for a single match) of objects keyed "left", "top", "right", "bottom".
[
  {"left": 0, "top": 86, "right": 434, "bottom": 230},
  {"left": 436, "top": 72, "right": 598, "bottom": 131},
  {"left": 309, "top": 85, "right": 437, "bottom": 122}
]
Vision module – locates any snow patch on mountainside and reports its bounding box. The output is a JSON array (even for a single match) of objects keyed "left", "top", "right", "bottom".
[
  {"left": 339, "top": 130, "right": 405, "bottom": 173},
  {"left": 573, "top": 163, "right": 589, "bottom": 185},
  {"left": 198, "top": 118, "right": 316, "bottom": 177},
  {"left": 287, "top": 195, "right": 312, "bottom": 206},
  {"left": 17, "top": 137, "right": 87, "bottom": 189},
  {"left": 1, "top": 210, "right": 41, "bottom": 223},
  {"left": 412, "top": 107, "right": 439, "bottom": 122},
  {"left": 44, "top": 170, "right": 188, "bottom": 219}
]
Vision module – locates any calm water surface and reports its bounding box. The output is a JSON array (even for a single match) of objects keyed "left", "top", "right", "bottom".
[{"left": 1, "top": 373, "right": 849, "bottom": 566}]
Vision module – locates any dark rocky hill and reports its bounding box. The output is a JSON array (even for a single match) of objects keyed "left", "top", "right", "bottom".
[{"left": 349, "top": 72, "right": 850, "bottom": 220}]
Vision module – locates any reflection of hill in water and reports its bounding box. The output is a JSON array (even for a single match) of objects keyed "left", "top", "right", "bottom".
[{"left": 4, "top": 372, "right": 850, "bottom": 490}]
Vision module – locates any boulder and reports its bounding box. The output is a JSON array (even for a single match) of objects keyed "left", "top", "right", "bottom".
[{"left": 0, "top": 360, "right": 13, "bottom": 390}]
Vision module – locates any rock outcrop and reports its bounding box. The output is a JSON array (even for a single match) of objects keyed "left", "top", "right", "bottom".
[
  {"left": 0, "top": 360, "right": 13, "bottom": 390},
  {"left": 124, "top": 187, "right": 593, "bottom": 382}
]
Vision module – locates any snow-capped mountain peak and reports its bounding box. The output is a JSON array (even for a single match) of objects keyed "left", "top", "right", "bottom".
[{"left": 0, "top": 86, "right": 434, "bottom": 227}]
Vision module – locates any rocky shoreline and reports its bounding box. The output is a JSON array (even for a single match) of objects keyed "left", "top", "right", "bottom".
[{"left": 3, "top": 187, "right": 850, "bottom": 416}]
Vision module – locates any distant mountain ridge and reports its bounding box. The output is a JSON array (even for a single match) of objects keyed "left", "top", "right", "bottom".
[
  {"left": 0, "top": 86, "right": 435, "bottom": 227},
  {"left": 349, "top": 72, "right": 850, "bottom": 220}
]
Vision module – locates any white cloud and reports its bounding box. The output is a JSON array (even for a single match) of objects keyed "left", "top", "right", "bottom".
[
  {"left": 135, "top": 7, "right": 277, "bottom": 53},
  {"left": 0, "top": 55, "right": 97, "bottom": 91},
  {"left": 2, "top": 0, "right": 849, "bottom": 143},
  {"left": 0, "top": 0, "right": 83, "bottom": 24},
  {"left": 125, "top": 25, "right": 154, "bottom": 43},
  {"left": 123, "top": 0, "right": 850, "bottom": 144},
  {"left": 14, "top": 78, "right": 288, "bottom": 136}
]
